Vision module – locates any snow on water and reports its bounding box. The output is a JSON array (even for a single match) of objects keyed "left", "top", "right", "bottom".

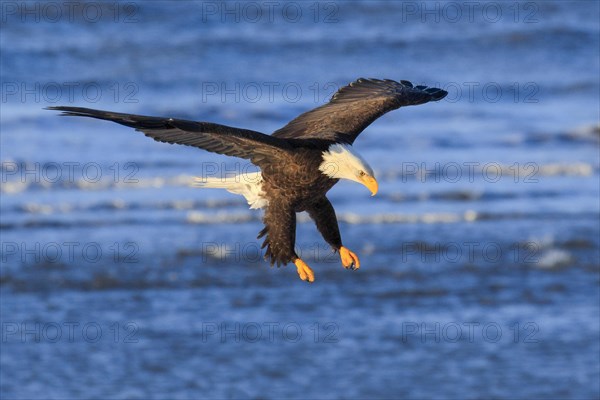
[{"left": 1, "top": 1, "right": 599, "bottom": 399}]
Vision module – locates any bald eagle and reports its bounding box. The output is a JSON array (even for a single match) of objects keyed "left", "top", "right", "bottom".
[{"left": 47, "top": 78, "right": 447, "bottom": 283}]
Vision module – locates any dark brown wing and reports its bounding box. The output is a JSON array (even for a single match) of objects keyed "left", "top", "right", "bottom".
[
  {"left": 46, "top": 106, "right": 292, "bottom": 166},
  {"left": 272, "top": 78, "right": 447, "bottom": 144}
]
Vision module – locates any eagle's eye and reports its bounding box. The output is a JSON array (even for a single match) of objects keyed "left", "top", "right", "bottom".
[{"left": 358, "top": 170, "right": 366, "bottom": 177}]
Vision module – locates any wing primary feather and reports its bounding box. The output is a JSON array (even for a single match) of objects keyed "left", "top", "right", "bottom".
[
  {"left": 47, "top": 106, "right": 292, "bottom": 166},
  {"left": 271, "top": 78, "right": 447, "bottom": 143},
  {"left": 46, "top": 106, "right": 292, "bottom": 165}
]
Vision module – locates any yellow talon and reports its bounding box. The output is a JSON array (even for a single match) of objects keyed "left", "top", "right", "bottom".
[
  {"left": 294, "top": 258, "right": 315, "bottom": 283},
  {"left": 340, "top": 246, "right": 360, "bottom": 270}
]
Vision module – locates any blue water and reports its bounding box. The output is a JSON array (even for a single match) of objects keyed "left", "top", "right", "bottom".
[{"left": 1, "top": 1, "right": 599, "bottom": 399}]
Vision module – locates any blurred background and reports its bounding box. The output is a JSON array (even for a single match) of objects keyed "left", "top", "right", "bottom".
[{"left": 1, "top": 1, "right": 599, "bottom": 399}]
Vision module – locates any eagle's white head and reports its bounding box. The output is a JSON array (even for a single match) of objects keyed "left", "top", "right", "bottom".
[{"left": 319, "top": 143, "right": 378, "bottom": 196}]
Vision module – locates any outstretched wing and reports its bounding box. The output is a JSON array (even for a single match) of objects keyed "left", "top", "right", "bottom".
[
  {"left": 46, "top": 106, "right": 292, "bottom": 166},
  {"left": 272, "top": 78, "right": 447, "bottom": 144}
]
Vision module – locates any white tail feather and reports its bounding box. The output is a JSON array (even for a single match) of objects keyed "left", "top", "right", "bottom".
[{"left": 192, "top": 172, "right": 268, "bottom": 209}]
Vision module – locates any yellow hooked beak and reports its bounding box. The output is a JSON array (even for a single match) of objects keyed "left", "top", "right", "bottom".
[{"left": 360, "top": 175, "right": 379, "bottom": 196}]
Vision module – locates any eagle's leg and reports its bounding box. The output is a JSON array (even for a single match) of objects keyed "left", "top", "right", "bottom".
[
  {"left": 307, "top": 196, "right": 361, "bottom": 271},
  {"left": 259, "top": 200, "right": 315, "bottom": 282}
]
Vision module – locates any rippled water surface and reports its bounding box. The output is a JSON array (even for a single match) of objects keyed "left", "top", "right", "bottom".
[{"left": 1, "top": 1, "right": 599, "bottom": 399}]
